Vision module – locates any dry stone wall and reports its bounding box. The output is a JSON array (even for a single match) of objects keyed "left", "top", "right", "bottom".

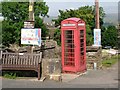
[{"left": 86, "top": 46, "right": 102, "bottom": 69}]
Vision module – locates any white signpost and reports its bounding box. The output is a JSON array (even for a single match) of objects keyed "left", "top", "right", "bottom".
[
  {"left": 93, "top": 29, "right": 101, "bottom": 47},
  {"left": 21, "top": 28, "right": 41, "bottom": 46}
]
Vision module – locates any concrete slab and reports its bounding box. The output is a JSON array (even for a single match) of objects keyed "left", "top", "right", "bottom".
[
  {"left": 62, "top": 74, "right": 79, "bottom": 82},
  {"left": 62, "top": 71, "right": 87, "bottom": 82}
]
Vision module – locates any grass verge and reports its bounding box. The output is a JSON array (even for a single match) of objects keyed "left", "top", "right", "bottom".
[{"left": 102, "top": 54, "right": 119, "bottom": 67}]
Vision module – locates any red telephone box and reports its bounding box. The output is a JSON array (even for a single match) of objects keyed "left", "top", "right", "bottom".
[{"left": 61, "top": 17, "right": 86, "bottom": 73}]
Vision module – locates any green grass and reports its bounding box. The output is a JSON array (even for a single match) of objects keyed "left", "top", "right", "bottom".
[
  {"left": 102, "top": 55, "right": 119, "bottom": 67},
  {"left": 3, "top": 73, "right": 17, "bottom": 79},
  {"left": 2, "top": 71, "right": 38, "bottom": 79}
]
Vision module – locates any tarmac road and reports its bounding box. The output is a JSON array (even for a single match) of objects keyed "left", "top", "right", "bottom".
[{"left": 1, "top": 61, "right": 119, "bottom": 88}]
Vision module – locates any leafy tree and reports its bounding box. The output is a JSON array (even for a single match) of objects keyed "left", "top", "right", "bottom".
[
  {"left": 53, "top": 28, "right": 61, "bottom": 46},
  {"left": 102, "top": 25, "right": 118, "bottom": 47},
  {"left": 2, "top": 2, "right": 49, "bottom": 46},
  {"left": 53, "top": 6, "right": 105, "bottom": 46}
]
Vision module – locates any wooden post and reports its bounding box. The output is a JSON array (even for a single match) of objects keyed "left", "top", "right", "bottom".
[
  {"left": 38, "top": 63, "right": 41, "bottom": 80},
  {"left": 29, "top": 0, "right": 34, "bottom": 21},
  {"left": 28, "top": 0, "right": 34, "bottom": 53},
  {"left": 95, "top": 0, "right": 100, "bottom": 29},
  {"left": 0, "top": 50, "right": 2, "bottom": 61}
]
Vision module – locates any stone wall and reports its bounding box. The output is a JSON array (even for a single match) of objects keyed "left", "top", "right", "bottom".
[
  {"left": 41, "top": 40, "right": 62, "bottom": 81},
  {"left": 86, "top": 46, "right": 102, "bottom": 69},
  {"left": 41, "top": 58, "right": 61, "bottom": 81},
  {"left": 42, "top": 40, "right": 61, "bottom": 58}
]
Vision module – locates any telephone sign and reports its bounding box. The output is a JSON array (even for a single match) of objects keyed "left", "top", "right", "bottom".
[{"left": 24, "top": 21, "right": 34, "bottom": 29}]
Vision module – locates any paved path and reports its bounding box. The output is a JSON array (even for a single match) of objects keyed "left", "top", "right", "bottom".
[{"left": 1, "top": 62, "right": 119, "bottom": 88}]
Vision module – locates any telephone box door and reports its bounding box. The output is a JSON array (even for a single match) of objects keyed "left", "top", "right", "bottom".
[{"left": 62, "top": 29, "right": 76, "bottom": 71}]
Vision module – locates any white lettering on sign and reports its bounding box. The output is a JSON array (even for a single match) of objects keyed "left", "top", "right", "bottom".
[
  {"left": 24, "top": 21, "right": 34, "bottom": 29},
  {"left": 78, "top": 23, "right": 85, "bottom": 26},
  {"left": 62, "top": 24, "right": 76, "bottom": 26}
]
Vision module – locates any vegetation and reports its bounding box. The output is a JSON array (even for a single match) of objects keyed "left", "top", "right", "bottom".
[
  {"left": 53, "top": 6, "right": 118, "bottom": 47},
  {"left": 1, "top": 2, "right": 118, "bottom": 48},
  {"left": 102, "top": 55, "right": 119, "bottom": 67},
  {"left": 53, "top": 28, "right": 61, "bottom": 46},
  {"left": 53, "top": 6, "right": 105, "bottom": 46},
  {"left": 2, "top": 2, "right": 49, "bottom": 47},
  {"left": 2, "top": 71, "right": 38, "bottom": 79},
  {"left": 3, "top": 72, "right": 17, "bottom": 79},
  {"left": 101, "top": 25, "right": 118, "bottom": 48}
]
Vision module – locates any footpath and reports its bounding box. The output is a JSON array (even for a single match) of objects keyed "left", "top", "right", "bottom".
[{"left": 1, "top": 62, "right": 119, "bottom": 88}]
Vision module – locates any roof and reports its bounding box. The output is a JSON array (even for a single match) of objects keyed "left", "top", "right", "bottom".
[{"left": 63, "top": 17, "right": 81, "bottom": 22}]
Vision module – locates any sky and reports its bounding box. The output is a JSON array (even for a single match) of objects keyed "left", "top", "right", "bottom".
[
  {"left": 44, "top": 0, "right": 119, "bottom": 16},
  {"left": 0, "top": 0, "right": 119, "bottom": 17}
]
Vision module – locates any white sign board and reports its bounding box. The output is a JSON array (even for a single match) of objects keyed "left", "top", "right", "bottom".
[
  {"left": 78, "top": 23, "right": 85, "bottom": 26},
  {"left": 24, "top": 21, "right": 34, "bottom": 28},
  {"left": 21, "top": 28, "right": 41, "bottom": 46},
  {"left": 62, "top": 24, "right": 76, "bottom": 26},
  {"left": 93, "top": 29, "right": 101, "bottom": 47}
]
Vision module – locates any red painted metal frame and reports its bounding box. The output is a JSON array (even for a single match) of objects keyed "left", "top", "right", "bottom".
[{"left": 61, "top": 18, "right": 86, "bottom": 73}]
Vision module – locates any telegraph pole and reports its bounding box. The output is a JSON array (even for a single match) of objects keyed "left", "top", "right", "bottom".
[
  {"left": 93, "top": 0, "right": 101, "bottom": 47},
  {"left": 29, "top": 0, "right": 34, "bottom": 53},
  {"left": 95, "top": 0, "right": 100, "bottom": 29},
  {"left": 29, "top": 0, "right": 34, "bottom": 21}
]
